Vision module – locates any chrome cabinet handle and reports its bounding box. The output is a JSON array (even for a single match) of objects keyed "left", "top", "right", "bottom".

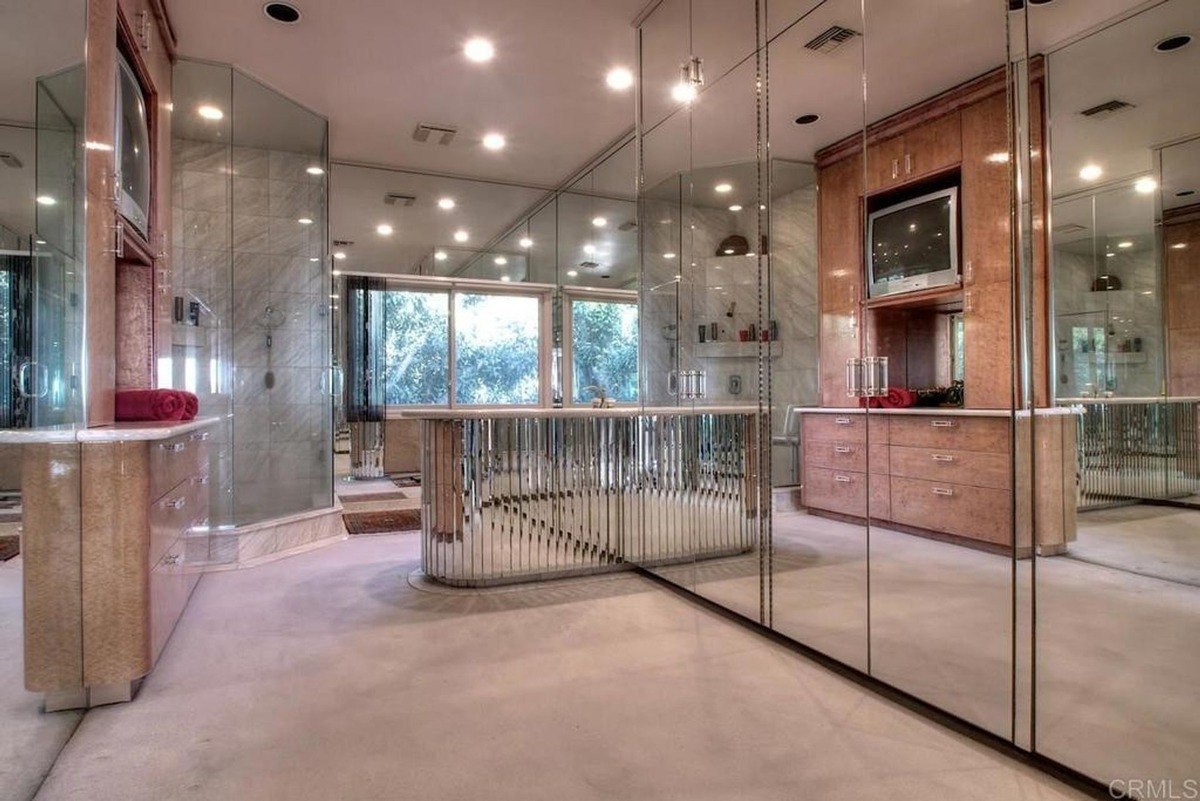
[
  {"left": 904, "top": 153, "right": 912, "bottom": 174},
  {"left": 891, "top": 158, "right": 899, "bottom": 180},
  {"left": 160, "top": 441, "right": 187, "bottom": 452},
  {"left": 834, "top": 474, "right": 852, "bottom": 483},
  {"left": 930, "top": 420, "right": 956, "bottom": 428},
  {"left": 834, "top": 417, "right": 852, "bottom": 426},
  {"left": 834, "top": 445, "right": 852, "bottom": 454},
  {"left": 931, "top": 454, "right": 955, "bottom": 462},
  {"left": 931, "top": 487, "right": 955, "bottom": 496},
  {"left": 159, "top": 496, "right": 186, "bottom": 510}
]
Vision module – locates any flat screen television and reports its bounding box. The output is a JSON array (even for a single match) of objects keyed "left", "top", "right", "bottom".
[
  {"left": 866, "top": 186, "right": 959, "bottom": 298},
  {"left": 115, "top": 54, "right": 151, "bottom": 238}
]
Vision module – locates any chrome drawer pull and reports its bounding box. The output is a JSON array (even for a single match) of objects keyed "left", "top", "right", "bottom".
[
  {"left": 931, "top": 487, "right": 955, "bottom": 496},
  {"left": 834, "top": 417, "right": 852, "bottom": 426},
  {"left": 931, "top": 454, "right": 955, "bottom": 462},
  {"left": 834, "top": 446, "right": 852, "bottom": 454},
  {"left": 160, "top": 442, "right": 186, "bottom": 453},
  {"left": 930, "top": 420, "right": 956, "bottom": 428},
  {"left": 159, "top": 497, "right": 186, "bottom": 510},
  {"left": 834, "top": 474, "right": 852, "bottom": 483},
  {"left": 190, "top": 431, "right": 210, "bottom": 442}
]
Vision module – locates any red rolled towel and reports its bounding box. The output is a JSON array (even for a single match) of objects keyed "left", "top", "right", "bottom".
[
  {"left": 880, "top": 387, "right": 917, "bottom": 409},
  {"left": 115, "top": 389, "right": 186, "bottom": 422},
  {"left": 177, "top": 391, "right": 199, "bottom": 421}
]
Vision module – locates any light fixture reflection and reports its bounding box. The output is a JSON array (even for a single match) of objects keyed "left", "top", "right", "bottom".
[
  {"left": 454, "top": 229, "right": 469, "bottom": 242},
  {"left": 197, "top": 104, "right": 224, "bottom": 121},
  {"left": 1079, "top": 164, "right": 1103, "bottom": 181},
  {"left": 519, "top": 237, "right": 533, "bottom": 248},
  {"left": 437, "top": 197, "right": 456, "bottom": 210},
  {"left": 606, "top": 67, "right": 634, "bottom": 90},
  {"left": 1134, "top": 177, "right": 1158, "bottom": 194},
  {"left": 376, "top": 223, "right": 393, "bottom": 236},
  {"left": 464, "top": 38, "right": 495, "bottom": 63},
  {"left": 482, "top": 132, "right": 506, "bottom": 151}
]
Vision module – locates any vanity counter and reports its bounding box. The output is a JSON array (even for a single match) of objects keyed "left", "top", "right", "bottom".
[
  {"left": 796, "top": 406, "right": 1081, "bottom": 417},
  {"left": 0, "top": 415, "right": 222, "bottom": 443},
  {"left": 395, "top": 405, "right": 761, "bottom": 420}
]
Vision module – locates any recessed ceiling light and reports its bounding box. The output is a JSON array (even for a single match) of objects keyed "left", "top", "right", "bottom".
[
  {"left": 35, "top": 195, "right": 56, "bottom": 206},
  {"left": 592, "top": 216, "right": 607, "bottom": 227},
  {"left": 333, "top": 251, "right": 346, "bottom": 260},
  {"left": 1079, "top": 164, "right": 1103, "bottom": 181},
  {"left": 671, "top": 82, "right": 697, "bottom": 103},
  {"left": 298, "top": 217, "right": 314, "bottom": 225},
  {"left": 310, "top": 257, "right": 319, "bottom": 262},
  {"left": 1155, "top": 34, "right": 1192, "bottom": 53},
  {"left": 606, "top": 67, "right": 634, "bottom": 90},
  {"left": 714, "top": 183, "right": 733, "bottom": 193},
  {"left": 434, "top": 250, "right": 448, "bottom": 261},
  {"left": 453, "top": 229, "right": 469, "bottom": 242},
  {"left": 376, "top": 223, "right": 394, "bottom": 236},
  {"left": 728, "top": 204, "right": 743, "bottom": 212},
  {"left": 494, "top": 256, "right": 507, "bottom": 265},
  {"left": 1106, "top": 252, "right": 1115, "bottom": 258},
  {"left": 263, "top": 2, "right": 301, "bottom": 24},
  {"left": 793, "top": 114, "right": 819, "bottom": 125},
  {"left": 500, "top": 275, "right": 511, "bottom": 282},
  {"left": 663, "top": 252, "right": 676, "bottom": 259},
  {"left": 1134, "top": 177, "right": 1157, "bottom": 194},
  {"left": 567, "top": 270, "right": 578, "bottom": 277},
  {"left": 482, "top": 132, "right": 506, "bottom": 151},
  {"left": 1170, "top": 243, "right": 1188, "bottom": 250},
  {"left": 1117, "top": 240, "right": 1134, "bottom": 248},
  {"left": 306, "top": 165, "right": 324, "bottom": 176},
  {"left": 723, "top": 248, "right": 735, "bottom": 255},
  {"left": 519, "top": 237, "right": 533, "bottom": 248},
  {"left": 437, "top": 197, "right": 456, "bottom": 210},
  {"left": 583, "top": 244, "right": 596, "bottom": 255},
  {"left": 197, "top": 104, "right": 224, "bottom": 121},
  {"left": 464, "top": 37, "right": 495, "bottom": 63}
]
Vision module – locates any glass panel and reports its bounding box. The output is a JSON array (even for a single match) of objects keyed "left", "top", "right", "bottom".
[
  {"left": 383, "top": 290, "right": 449, "bottom": 405},
  {"left": 767, "top": 0, "right": 869, "bottom": 671},
  {"left": 863, "top": 0, "right": 1013, "bottom": 738},
  {"left": 1029, "top": 0, "right": 1200, "bottom": 785},
  {"left": 569, "top": 298, "right": 638, "bottom": 404},
  {"left": 454, "top": 292, "right": 540, "bottom": 404}
]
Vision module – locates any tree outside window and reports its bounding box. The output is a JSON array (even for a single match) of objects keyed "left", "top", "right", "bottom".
[{"left": 570, "top": 299, "right": 638, "bottom": 403}]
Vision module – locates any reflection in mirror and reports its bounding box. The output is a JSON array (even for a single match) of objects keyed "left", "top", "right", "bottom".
[
  {"left": 1, "top": 1, "right": 88, "bottom": 796},
  {"left": 861, "top": 0, "right": 1014, "bottom": 738},
  {"left": 1035, "top": 0, "right": 1200, "bottom": 785},
  {"left": 768, "top": 0, "right": 868, "bottom": 671}
]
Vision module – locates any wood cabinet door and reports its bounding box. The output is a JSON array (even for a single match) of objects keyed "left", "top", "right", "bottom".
[
  {"left": 902, "top": 110, "right": 961, "bottom": 181},
  {"left": 960, "top": 93, "right": 1010, "bottom": 288},
  {"left": 817, "top": 154, "right": 864, "bottom": 405},
  {"left": 963, "top": 281, "right": 1014, "bottom": 409},
  {"left": 865, "top": 134, "right": 906, "bottom": 193}
]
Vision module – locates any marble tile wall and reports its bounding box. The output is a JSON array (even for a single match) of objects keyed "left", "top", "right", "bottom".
[{"left": 172, "top": 138, "right": 331, "bottom": 526}]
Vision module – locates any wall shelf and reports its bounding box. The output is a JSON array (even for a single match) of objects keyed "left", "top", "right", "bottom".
[
  {"left": 864, "top": 284, "right": 963, "bottom": 311},
  {"left": 696, "top": 341, "right": 782, "bottom": 359}
]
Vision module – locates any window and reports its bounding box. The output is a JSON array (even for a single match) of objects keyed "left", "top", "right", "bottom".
[
  {"left": 454, "top": 292, "right": 540, "bottom": 404},
  {"left": 568, "top": 297, "right": 638, "bottom": 404},
  {"left": 382, "top": 290, "right": 449, "bottom": 405}
]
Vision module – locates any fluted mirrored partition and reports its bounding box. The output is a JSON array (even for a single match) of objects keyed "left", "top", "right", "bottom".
[
  {"left": 1022, "top": 0, "right": 1200, "bottom": 787},
  {"left": 417, "top": 409, "right": 758, "bottom": 586}
]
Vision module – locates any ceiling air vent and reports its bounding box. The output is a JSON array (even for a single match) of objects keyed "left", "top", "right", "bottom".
[
  {"left": 412, "top": 123, "right": 457, "bottom": 145},
  {"left": 579, "top": 261, "right": 600, "bottom": 270},
  {"left": 1053, "top": 223, "right": 1088, "bottom": 235},
  {"left": 0, "top": 152, "right": 23, "bottom": 169},
  {"left": 1080, "top": 99, "right": 1134, "bottom": 118},
  {"left": 804, "top": 25, "right": 860, "bottom": 54},
  {"left": 617, "top": 220, "right": 638, "bottom": 232},
  {"left": 384, "top": 193, "right": 416, "bottom": 207}
]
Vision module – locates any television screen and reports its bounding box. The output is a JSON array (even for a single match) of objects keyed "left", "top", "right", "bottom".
[
  {"left": 117, "top": 56, "right": 150, "bottom": 237},
  {"left": 869, "top": 191, "right": 955, "bottom": 286}
]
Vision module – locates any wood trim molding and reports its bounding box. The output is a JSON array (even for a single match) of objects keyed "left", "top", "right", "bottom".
[{"left": 148, "top": 0, "right": 177, "bottom": 60}]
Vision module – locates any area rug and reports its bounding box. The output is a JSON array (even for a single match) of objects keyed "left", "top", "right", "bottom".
[
  {"left": 0, "top": 535, "right": 19, "bottom": 562},
  {"left": 343, "top": 509, "right": 422, "bottom": 535},
  {"left": 391, "top": 475, "right": 421, "bottom": 489}
]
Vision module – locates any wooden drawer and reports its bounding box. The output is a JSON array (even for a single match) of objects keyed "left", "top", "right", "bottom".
[
  {"left": 888, "top": 445, "right": 1010, "bottom": 490},
  {"left": 804, "top": 413, "right": 866, "bottom": 444},
  {"left": 805, "top": 439, "right": 890, "bottom": 473},
  {"left": 889, "top": 476, "right": 1012, "bottom": 545},
  {"left": 803, "top": 467, "right": 890, "bottom": 520},
  {"left": 149, "top": 429, "right": 211, "bottom": 502},
  {"left": 887, "top": 415, "right": 1010, "bottom": 453},
  {"left": 148, "top": 465, "right": 210, "bottom": 567},
  {"left": 149, "top": 538, "right": 188, "bottom": 661}
]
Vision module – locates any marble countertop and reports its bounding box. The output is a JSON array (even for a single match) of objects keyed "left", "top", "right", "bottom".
[
  {"left": 0, "top": 416, "right": 223, "bottom": 444},
  {"left": 797, "top": 406, "right": 1082, "bottom": 417},
  {"left": 394, "top": 405, "right": 762, "bottom": 420}
]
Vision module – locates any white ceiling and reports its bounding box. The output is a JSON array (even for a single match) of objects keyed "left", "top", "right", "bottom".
[
  {"left": 0, "top": 0, "right": 85, "bottom": 126},
  {"left": 165, "top": 0, "right": 644, "bottom": 186},
  {"left": 0, "top": 125, "right": 34, "bottom": 240}
]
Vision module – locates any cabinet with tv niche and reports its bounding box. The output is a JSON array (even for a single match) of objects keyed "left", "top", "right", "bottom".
[{"left": 814, "top": 65, "right": 1048, "bottom": 410}]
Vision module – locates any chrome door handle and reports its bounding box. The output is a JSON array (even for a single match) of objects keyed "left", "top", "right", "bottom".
[
  {"left": 931, "top": 454, "right": 955, "bottom": 462},
  {"left": 904, "top": 153, "right": 912, "bottom": 174},
  {"left": 931, "top": 487, "right": 955, "bottom": 496}
]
